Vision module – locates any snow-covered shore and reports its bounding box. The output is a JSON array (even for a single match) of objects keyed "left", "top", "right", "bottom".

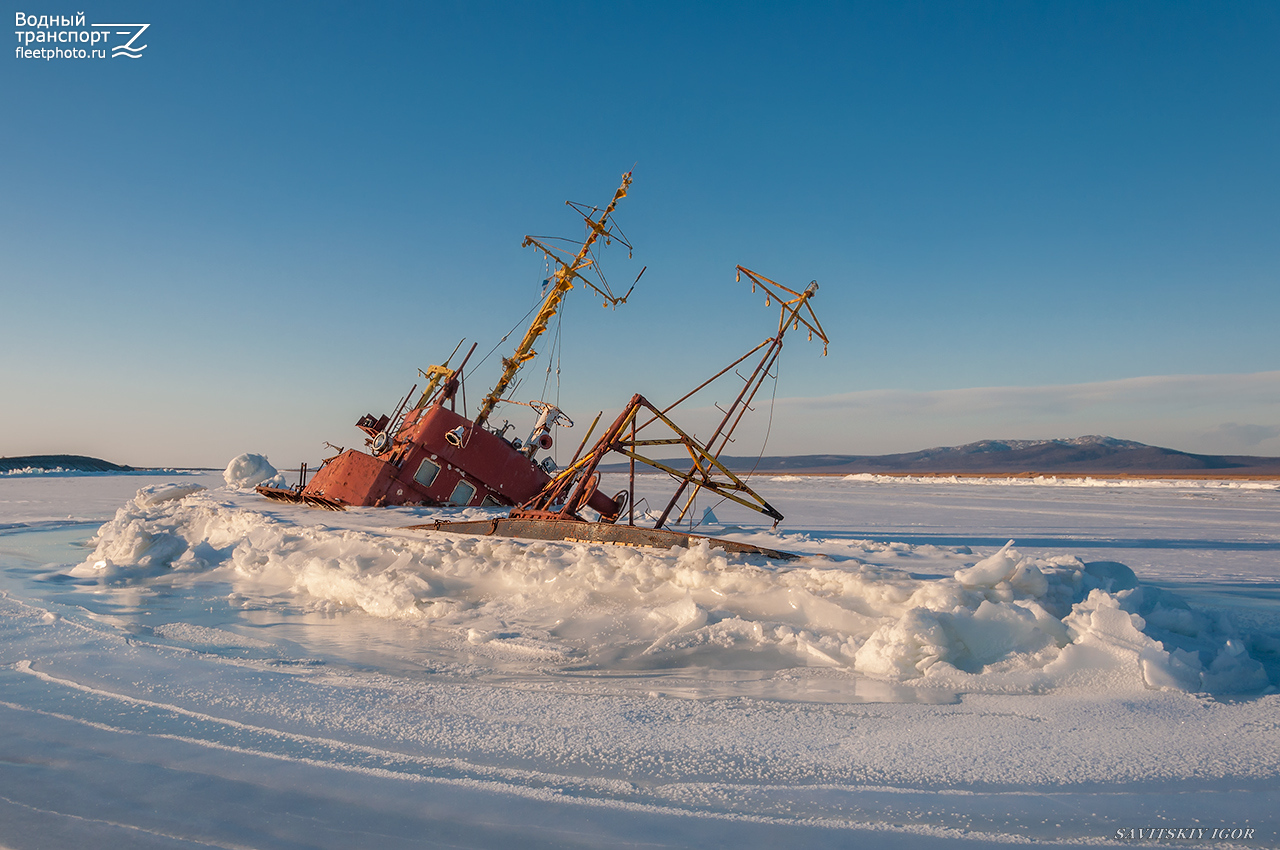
[{"left": 1, "top": 472, "right": 1277, "bottom": 847}]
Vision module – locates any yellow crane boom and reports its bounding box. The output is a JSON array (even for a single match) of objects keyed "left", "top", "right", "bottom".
[{"left": 473, "top": 172, "right": 634, "bottom": 427}]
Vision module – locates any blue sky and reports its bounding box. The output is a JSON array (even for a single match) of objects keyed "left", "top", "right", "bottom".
[{"left": 3, "top": 1, "right": 1278, "bottom": 467}]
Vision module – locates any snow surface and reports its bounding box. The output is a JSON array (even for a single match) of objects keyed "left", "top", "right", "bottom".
[
  {"left": 839, "top": 472, "right": 1280, "bottom": 490},
  {"left": 1, "top": 471, "right": 1277, "bottom": 848}
]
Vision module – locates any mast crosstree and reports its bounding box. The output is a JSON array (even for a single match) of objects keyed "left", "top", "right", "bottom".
[{"left": 474, "top": 172, "right": 635, "bottom": 427}]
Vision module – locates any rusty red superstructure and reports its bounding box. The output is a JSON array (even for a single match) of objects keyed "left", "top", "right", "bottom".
[
  {"left": 297, "top": 401, "right": 549, "bottom": 510},
  {"left": 274, "top": 374, "right": 624, "bottom": 517}
]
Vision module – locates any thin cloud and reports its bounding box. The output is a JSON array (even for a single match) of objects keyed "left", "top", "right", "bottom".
[
  {"left": 573, "top": 372, "right": 1280, "bottom": 457},
  {"left": 1192, "top": 422, "right": 1280, "bottom": 453},
  {"left": 781, "top": 371, "right": 1280, "bottom": 417},
  {"left": 722, "top": 371, "right": 1280, "bottom": 455}
]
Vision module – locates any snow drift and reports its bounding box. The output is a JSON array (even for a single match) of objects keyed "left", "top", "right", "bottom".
[
  {"left": 223, "top": 452, "right": 287, "bottom": 489},
  {"left": 6, "top": 471, "right": 1278, "bottom": 846},
  {"left": 72, "top": 483, "right": 1272, "bottom": 695}
]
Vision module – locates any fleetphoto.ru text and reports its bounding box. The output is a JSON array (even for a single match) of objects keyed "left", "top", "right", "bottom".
[{"left": 15, "top": 11, "right": 149, "bottom": 60}]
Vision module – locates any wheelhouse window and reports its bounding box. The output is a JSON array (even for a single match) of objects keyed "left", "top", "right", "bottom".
[
  {"left": 480, "top": 495, "right": 502, "bottom": 508},
  {"left": 414, "top": 458, "right": 441, "bottom": 488},
  {"left": 448, "top": 480, "right": 477, "bottom": 506}
]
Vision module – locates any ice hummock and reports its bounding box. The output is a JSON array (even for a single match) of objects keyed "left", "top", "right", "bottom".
[
  {"left": 223, "top": 452, "right": 287, "bottom": 489},
  {"left": 5, "top": 469, "right": 1279, "bottom": 846},
  {"left": 71, "top": 480, "right": 1272, "bottom": 696}
]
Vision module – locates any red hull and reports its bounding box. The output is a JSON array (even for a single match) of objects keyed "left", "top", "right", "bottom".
[{"left": 299, "top": 404, "right": 552, "bottom": 508}]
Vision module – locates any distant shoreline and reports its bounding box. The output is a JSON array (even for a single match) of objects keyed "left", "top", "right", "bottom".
[
  {"left": 599, "top": 436, "right": 1280, "bottom": 479},
  {"left": 744, "top": 470, "right": 1280, "bottom": 481},
  {"left": 8, "top": 448, "right": 1279, "bottom": 483}
]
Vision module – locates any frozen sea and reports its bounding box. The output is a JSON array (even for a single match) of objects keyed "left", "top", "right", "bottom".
[{"left": 1, "top": 470, "right": 1277, "bottom": 848}]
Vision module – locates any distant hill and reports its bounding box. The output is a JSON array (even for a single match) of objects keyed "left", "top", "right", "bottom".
[
  {"left": 601, "top": 436, "right": 1280, "bottom": 476},
  {"left": 0, "top": 454, "right": 134, "bottom": 473}
]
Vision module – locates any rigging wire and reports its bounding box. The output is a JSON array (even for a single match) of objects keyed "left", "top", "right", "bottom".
[
  {"left": 587, "top": 242, "right": 613, "bottom": 301},
  {"left": 555, "top": 300, "right": 563, "bottom": 402},
  {"left": 471, "top": 297, "right": 542, "bottom": 375},
  {"left": 555, "top": 299, "right": 563, "bottom": 462},
  {"left": 694, "top": 356, "right": 782, "bottom": 529},
  {"left": 534, "top": 297, "right": 565, "bottom": 464},
  {"left": 468, "top": 256, "right": 553, "bottom": 411},
  {"left": 745, "top": 357, "right": 781, "bottom": 482},
  {"left": 539, "top": 301, "right": 562, "bottom": 401}
]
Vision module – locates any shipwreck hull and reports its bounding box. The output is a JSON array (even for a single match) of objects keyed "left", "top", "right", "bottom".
[
  {"left": 414, "top": 517, "right": 798, "bottom": 560},
  {"left": 256, "top": 176, "right": 814, "bottom": 561},
  {"left": 264, "top": 404, "right": 554, "bottom": 510},
  {"left": 256, "top": 486, "right": 347, "bottom": 511}
]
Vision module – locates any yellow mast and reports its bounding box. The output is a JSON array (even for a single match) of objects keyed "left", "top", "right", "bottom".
[{"left": 473, "top": 172, "right": 634, "bottom": 427}]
